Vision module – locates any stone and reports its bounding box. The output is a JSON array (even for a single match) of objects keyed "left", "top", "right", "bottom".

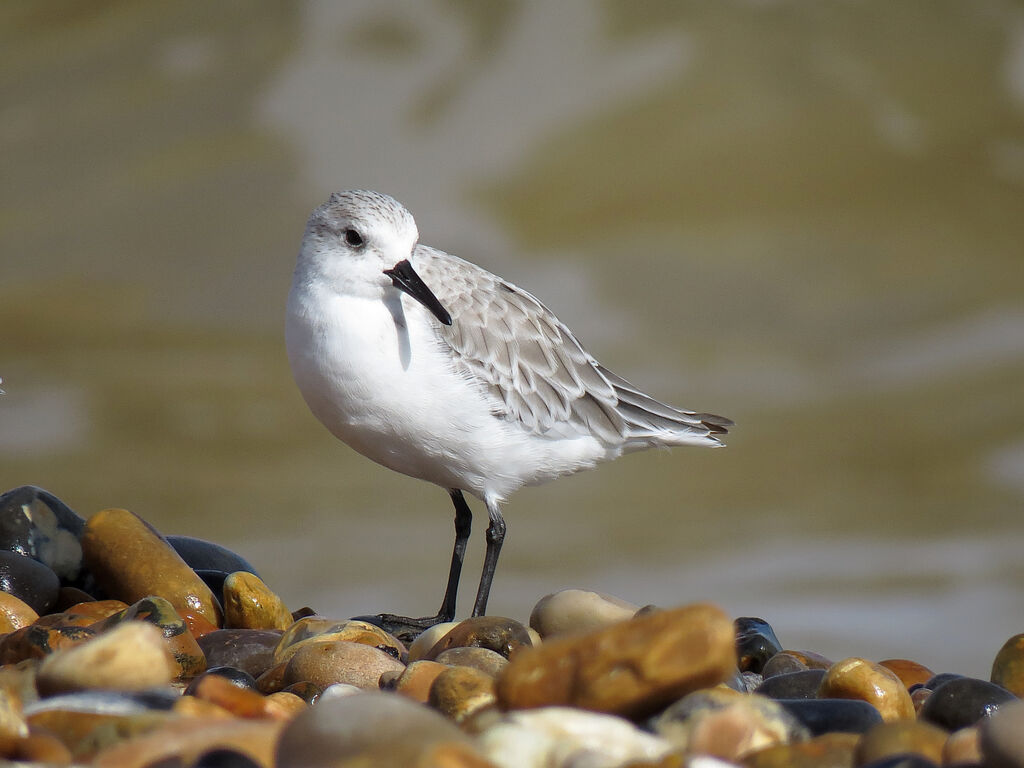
[
  {"left": 282, "top": 640, "right": 405, "bottom": 690},
  {"left": 197, "top": 629, "right": 282, "bottom": 679},
  {"left": 0, "top": 485, "right": 85, "bottom": 584},
  {"left": 944, "top": 725, "right": 982, "bottom": 765},
  {"left": 817, "top": 657, "right": 915, "bottom": 722},
  {"left": 496, "top": 602, "right": 735, "bottom": 719},
  {"left": 755, "top": 670, "right": 826, "bottom": 700},
  {"left": 777, "top": 698, "right": 883, "bottom": 735},
  {"left": 735, "top": 617, "right": 783, "bottom": 674},
  {"left": 27, "top": 707, "right": 176, "bottom": 762},
  {"left": 3, "top": 731, "right": 74, "bottom": 764},
  {"left": 407, "top": 621, "right": 459, "bottom": 662},
  {"left": 761, "top": 652, "right": 809, "bottom": 678},
  {"left": 274, "top": 690, "right": 483, "bottom": 767},
  {"left": 49, "top": 599, "right": 129, "bottom": 626},
  {"left": 992, "top": 634, "right": 1024, "bottom": 697},
  {"left": 743, "top": 732, "right": 859, "bottom": 768},
  {"left": 93, "top": 596, "right": 207, "bottom": 678},
  {"left": 0, "top": 624, "right": 96, "bottom": 664},
  {"left": 0, "top": 590, "right": 38, "bottom": 632},
  {"left": 858, "top": 756, "right": 937, "bottom": 767},
  {"left": 92, "top": 717, "right": 285, "bottom": 768},
  {"left": 981, "top": 699, "right": 1024, "bottom": 768},
  {"left": 652, "top": 688, "right": 808, "bottom": 761},
  {"left": 192, "top": 749, "right": 264, "bottom": 768},
  {"left": 263, "top": 691, "right": 307, "bottom": 720},
  {"left": 392, "top": 660, "right": 450, "bottom": 703},
  {"left": 80, "top": 507, "right": 223, "bottom": 627},
  {"left": 478, "top": 707, "right": 674, "bottom": 768},
  {"left": 280, "top": 681, "right": 322, "bottom": 705},
  {"left": 185, "top": 671, "right": 288, "bottom": 720},
  {"left": 920, "top": 675, "right": 1017, "bottom": 731},
  {"left": 429, "top": 665, "right": 497, "bottom": 723},
  {"left": 0, "top": 681, "right": 28, "bottom": 747},
  {"left": 528, "top": 588, "right": 639, "bottom": 638},
  {"left": 274, "top": 617, "right": 405, "bottom": 665},
  {"left": 426, "top": 616, "right": 533, "bottom": 661},
  {"left": 36, "top": 621, "right": 178, "bottom": 695},
  {"left": 165, "top": 535, "right": 259, "bottom": 577},
  {"left": 185, "top": 666, "right": 259, "bottom": 693},
  {"left": 434, "top": 646, "right": 509, "bottom": 677},
  {"left": 222, "top": 571, "right": 292, "bottom": 631},
  {"left": 854, "top": 720, "right": 947, "bottom": 765},
  {"left": 0, "top": 550, "right": 60, "bottom": 614},
  {"left": 878, "top": 659, "right": 935, "bottom": 692}
]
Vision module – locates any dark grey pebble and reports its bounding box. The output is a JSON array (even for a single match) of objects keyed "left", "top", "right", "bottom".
[
  {"left": 923, "top": 672, "right": 963, "bottom": 691},
  {"left": 193, "top": 749, "right": 264, "bottom": 768},
  {"left": 0, "top": 549, "right": 60, "bottom": 614},
  {"left": 196, "top": 629, "right": 283, "bottom": 679},
  {"left": 776, "top": 697, "right": 883, "bottom": 735},
  {"left": 756, "top": 669, "right": 827, "bottom": 699},
  {"left": 24, "top": 688, "right": 176, "bottom": 716},
  {"left": 184, "top": 666, "right": 259, "bottom": 695},
  {"left": 762, "top": 652, "right": 809, "bottom": 678},
  {"left": 919, "top": 676, "right": 1017, "bottom": 731},
  {"left": 166, "top": 535, "right": 259, "bottom": 577},
  {"left": 735, "top": 616, "right": 782, "bottom": 674}
]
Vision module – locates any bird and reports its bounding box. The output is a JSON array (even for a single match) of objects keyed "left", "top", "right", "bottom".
[{"left": 285, "top": 190, "right": 732, "bottom": 638}]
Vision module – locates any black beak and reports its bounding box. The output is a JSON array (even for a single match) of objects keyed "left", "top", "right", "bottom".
[{"left": 384, "top": 259, "right": 453, "bottom": 326}]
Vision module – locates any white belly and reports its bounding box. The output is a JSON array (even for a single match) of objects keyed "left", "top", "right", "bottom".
[{"left": 286, "top": 286, "right": 609, "bottom": 502}]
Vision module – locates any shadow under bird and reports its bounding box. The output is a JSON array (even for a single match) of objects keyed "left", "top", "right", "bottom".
[{"left": 286, "top": 190, "right": 732, "bottom": 639}]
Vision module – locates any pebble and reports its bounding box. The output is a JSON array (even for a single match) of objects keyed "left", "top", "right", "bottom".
[
  {"left": 434, "top": 646, "right": 509, "bottom": 677},
  {"left": 282, "top": 639, "right": 405, "bottom": 690},
  {"left": 942, "top": 725, "right": 982, "bottom": 765},
  {"left": 0, "top": 624, "right": 96, "bottom": 664},
  {"left": 429, "top": 665, "right": 497, "bottom": 723},
  {"left": 274, "top": 617, "right": 405, "bottom": 665},
  {"left": 0, "top": 591, "right": 38, "bottom": 633},
  {"left": 274, "top": 691, "right": 484, "bottom": 767},
  {"left": 743, "top": 732, "right": 860, "bottom": 768},
  {"left": 854, "top": 720, "right": 947, "bottom": 765},
  {"left": 777, "top": 697, "right": 884, "bottom": 735},
  {"left": 878, "top": 658, "right": 934, "bottom": 691},
  {"left": 0, "top": 485, "right": 85, "bottom": 585},
  {"left": 95, "top": 596, "right": 207, "bottom": 678},
  {"left": 981, "top": 699, "right": 1024, "bottom": 767},
  {"left": 991, "top": 633, "right": 1024, "bottom": 697},
  {"left": 165, "top": 535, "right": 259, "bottom": 578},
  {"left": 36, "top": 621, "right": 178, "bottom": 695},
  {"left": 477, "top": 707, "right": 674, "bottom": 768},
  {"left": 496, "top": 602, "right": 735, "bottom": 718},
  {"left": 407, "top": 620, "right": 460, "bottom": 661},
  {"left": 425, "top": 615, "right": 533, "bottom": 660},
  {"left": 652, "top": 688, "right": 808, "bottom": 761},
  {"left": 735, "top": 617, "right": 783, "bottom": 674},
  {"left": 80, "top": 507, "right": 223, "bottom": 627},
  {"left": 817, "top": 657, "right": 915, "bottom": 722},
  {"left": 391, "top": 659, "right": 449, "bottom": 703},
  {"left": 756, "top": 669, "right": 827, "bottom": 699},
  {"left": 222, "top": 571, "right": 292, "bottom": 631},
  {"left": 0, "top": 550, "right": 61, "bottom": 615},
  {"left": 197, "top": 629, "right": 282, "bottom": 679},
  {"left": 919, "top": 675, "right": 1017, "bottom": 731},
  {"left": 528, "top": 588, "right": 639, "bottom": 638}
]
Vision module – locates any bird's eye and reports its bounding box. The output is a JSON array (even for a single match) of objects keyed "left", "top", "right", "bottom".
[{"left": 344, "top": 228, "right": 364, "bottom": 247}]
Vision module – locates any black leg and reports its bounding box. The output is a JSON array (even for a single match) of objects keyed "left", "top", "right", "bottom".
[
  {"left": 356, "top": 488, "right": 473, "bottom": 642},
  {"left": 471, "top": 500, "right": 505, "bottom": 617}
]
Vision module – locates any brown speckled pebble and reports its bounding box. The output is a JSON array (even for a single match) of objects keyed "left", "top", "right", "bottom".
[
  {"left": 274, "top": 617, "right": 405, "bottom": 665},
  {"left": 426, "top": 616, "right": 533, "bottom": 661},
  {"left": 496, "top": 602, "right": 735, "bottom": 718},
  {"left": 223, "top": 571, "right": 293, "bottom": 631},
  {"left": 854, "top": 719, "right": 947, "bottom": 765},
  {"left": 429, "top": 665, "right": 497, "bottom": 723},
  {"left": 434, "top": 646, "right": 509, "bottom": 678},
  {"left": 80, "top": 508, "right": 222, "bottom": 627},
  {"left": 283, "top": 639, "right": 405, "bottom": 690},
  {"left": 817, "top": 657, "right": 915, "bottom": 722}
]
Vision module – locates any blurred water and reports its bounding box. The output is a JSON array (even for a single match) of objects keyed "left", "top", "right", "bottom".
[{"left": 2, "top": 1, "right": 1023, "bottom": 677}]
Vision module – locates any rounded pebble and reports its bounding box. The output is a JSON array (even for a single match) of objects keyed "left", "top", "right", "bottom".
[
  {"left": 528, "top": 588, "right": 639, "bottom": 638},
  {"left": 817, "top": 657, "right": 915, "bottom": 722},
  {"left": 943, "top": 725, "right": 982, "bottom": 766},
  {"left": 197, "top": 629, "right": 282, "bottom": 679},
  {"left": 777, "top": 697, "right": 884, "bottom": 735},
  {"left": 756, "top": 669, "right": 826, "bottom": 700},
  {"left": 878, "top": 659, "right": 935, "bottom": 691},
  {"left": 855, "top": 720, "right": 947, "bottom": 765},
  {"left": 222, "top": 571, "right": 292, "bottom": 631},
  {"left": 0, "top": 485, "right": 85, "bottom": 584},
  {"left": 0, "top": 590, "right": 39, "bottom": 633},
  {"left": 0, "top": 550, "right": 60, "bottom": 615},
  {"left": 434, "top": 646, "right": 509, "bottom": 677},
  {"left": 992, "top": 634, "right": 1024, "bottom": 697},
  {"left": 274, "top": 617, "right": 405, "bottom": 665},
  {"left": 919, "top": 675, "right": 1017, "bottom": 731},
  {"left": 735, "top": 617, "right": 783, "bottom": 674},
  {"left": 407, "top": 620, "right": 460, "bottom": 662},
  {"left": 425, "top": 615, "right": 532, "bottom": 661},
  {"left": 283, "top": 639, "right": 405, "bottom": 690},
  {"left": 392, "top": 660, "right": 449, "bottom": 703},
  {"left": 429, "top": 665, "right": 497, "bottom": 723},
  {"left": 743, "top": 732, "right": 860, "bottom": 768}
]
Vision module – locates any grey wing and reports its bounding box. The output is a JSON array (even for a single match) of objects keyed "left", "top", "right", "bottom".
[{"left": 414, "top": 246, "right": 731, "bottom": 446}]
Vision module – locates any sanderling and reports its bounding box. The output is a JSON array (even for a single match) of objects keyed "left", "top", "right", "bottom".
[{"left": 286, "top": 190, "right": 732, "bottom": 637}]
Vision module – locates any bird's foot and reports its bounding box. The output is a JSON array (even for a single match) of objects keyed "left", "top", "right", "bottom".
[{"left": 352, "top": 612, "right": 453, "bottom": 644}]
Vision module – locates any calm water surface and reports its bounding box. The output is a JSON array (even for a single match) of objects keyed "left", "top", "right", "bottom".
[{"left": 2, "top": 2, "right": 1024, "bottom": 676}]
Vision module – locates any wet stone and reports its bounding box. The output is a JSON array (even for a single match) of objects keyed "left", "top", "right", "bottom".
[
  {"left": 529, "top": 588, "right": 639, "bottom": 639},
  {"left": 980, "top": 698, "right": 1024, "bottom": 767},
  {"left": 855, "top": 720, "right": 948, "bottom": 765},
  {"left": 282, "top": 639, "right": 405, "bottom": 690},
  {"left": 434, "top": 646, "right": 509, "bottom": 677},
  {"left": 0, "top": 590, "right": 38, "bottom": 633},
  {"left": 919, "top": 675, "right": 1017, "bottom": 731},
  {"left": 879, "top": 659, "right": 935, "bottom": 692},
  {"left": 185, "top": 667, "right": 258, "bottom": 695},
  {"left": 274, "top": 617, "right": 405, "bottom": 665},
  {"left": 743, "top": 732, "right": 860, "bottom": 768},
  {"left": 274, "top": 690, "right": 480, "bottom": 768},
  {"left": 761, "top": 652, "right": 810, "bottom": 678},
  {"left": 197, "top": 629, "right": 282, "bottom": 680},
  {"left": 817, "top": 657, "right": 915, "bottom": 722},
  {"left": 429, "top": 665, "right": 497, "bottom": 723},
  {"left": 280, "top": 681, "right": 322, "bottom": 705},
  {"left": 94, "top": 596, "right": 206, "bottom": 679},
  {"left": 736, "top": 617, "right": 783, "bottom": 674},
  {"left": 922, "top": 672, "right": 963, "bottom": 691},
  {"left": 652, "top": 688, "right": 809, "bottom": 761},
  {"left": 0, "top": 550, "right": 60, "bottom": 615},
  {"left": 184, "top": 672, "right": 284, "bottom": 720},
  {"left": 426, "top": 615, "right": 533, "bottom": 661},
  {"left": 777, "top": 697, "right": 884, "bottom": 735},
  {"left": 80, "top": 507, "right": 222, "bottom": 628},
  {"left": 166, "top": 535, "right": 259, "bottom": 578},
  {"left": 222, "top": 571, "right": 292, "bottom": 631},
  {"left": 756, "top": 669, "right": 826, "bottom": 700},
  {"left": 0, "top": 486, "right": 85, "bottom": 585},
  {"left": 36, "top": 621, "right": 178, "bottom": 696},
  {"left": 991, "top": 633, "right": 1024, "bottom": 698},
  {"left": 0, "top": 624, "right": 96, "bottom": 664},
  {"left": 496, "top": 602, "right": 736, "bottom": 719}
]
